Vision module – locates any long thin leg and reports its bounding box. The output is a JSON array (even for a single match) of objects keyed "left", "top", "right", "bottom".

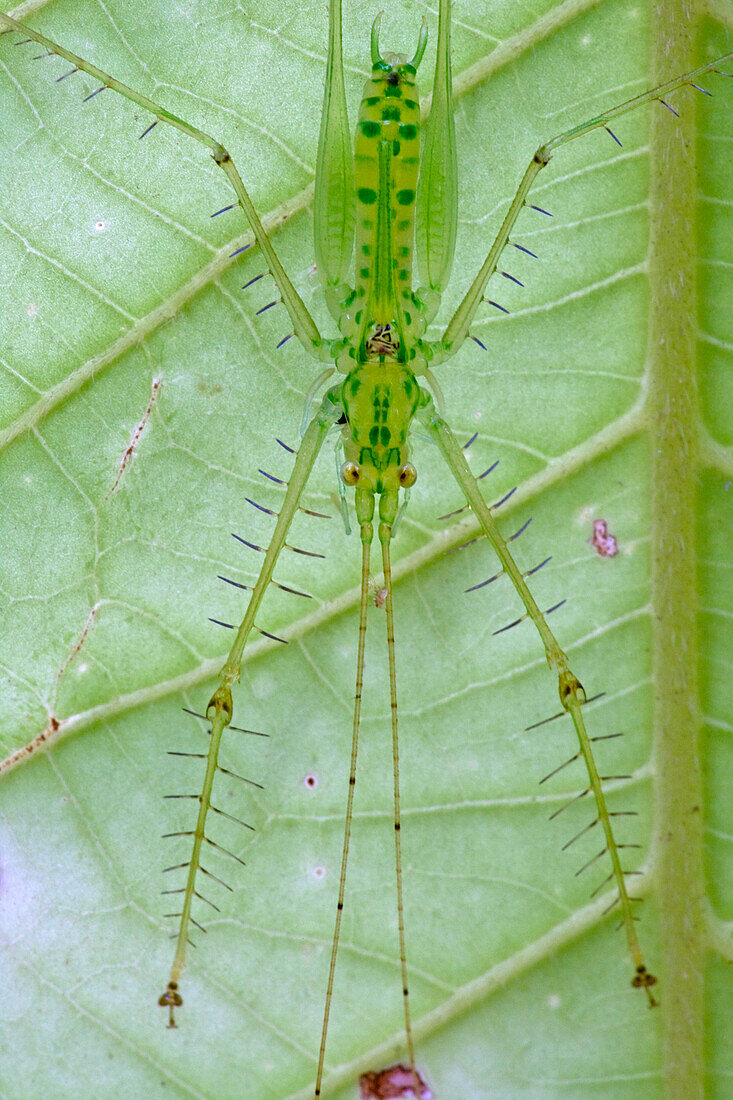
[
  {"left": 380, "top": 528, "right": 418, "bottom": 1090},
  {"left": 419, "top": 396, "right": 658, "bottom": 1002},
  {"left": 437, "top": 49, "right": 733, "bottom": 361},
  {"left": 160, "top": 396, "right": 338, "bottom": 1025},
  {"left": 315, "top": 527, "right": 371, "bottom": 1098},
  {"left": 0, "top": 12, "right": 328, "bottom": 360}
]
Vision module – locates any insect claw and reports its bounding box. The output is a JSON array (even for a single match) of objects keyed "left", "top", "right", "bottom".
[
  {"left": 511, "top": 240, "right": 538, "bottom": 258},
  {"left": 465, "top": 568, "right": 503, "bottom": 593},
  {"left": 499, "top": 270, "right": 525, "bottom": 287},
  {"left": 492, "top": 486, "right": 517, "bottom": 509},
  {"left": 604, "top": 125, "right": 622, "bottom": 147},
  {"left": 540, "top": 751, "right": 581, "bottom": 785},
  {"left": 469, "top": 333, "right": 487, "bottom": 350},
  {"left": 276, "top": 333, "right": 294, "bottom": 348},
  {"left": 211, "top": 202, "right": 237, "bottom": 217},
  {"left": 657, "top": 97, "right": 680, "bottom": 116},
  {"left": 478, "top": 459, "right": 500, "bottom": 480},
  {"left": 462, "top": 431, "right": 479, "bottom": 450},
  {"left": 508, "top": 517, "right": 532, "bottom": 542},
  {"left": 139, "top": 119, "right": 158, "bottom": 139}
]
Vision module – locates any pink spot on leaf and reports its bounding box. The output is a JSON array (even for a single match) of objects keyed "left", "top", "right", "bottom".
[
  {"left": 359, "top": 1064, "right": 433, "bottom": 1099},
  {"left": 590, "top": 519, "right": 618, "bottom": 558}
]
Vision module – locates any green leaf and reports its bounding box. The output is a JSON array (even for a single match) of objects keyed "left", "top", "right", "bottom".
[{"left": 1, "top": 0, "right": 731, "bottom": 1097}]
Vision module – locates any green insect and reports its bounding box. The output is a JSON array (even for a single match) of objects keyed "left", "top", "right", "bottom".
[{"left": 1, "top": 0, "right": 730, "bottom": 1096}]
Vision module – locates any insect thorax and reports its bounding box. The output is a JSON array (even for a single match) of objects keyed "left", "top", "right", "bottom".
[{"left": 339, "top": 360, "right": 423, "bottom": 497}]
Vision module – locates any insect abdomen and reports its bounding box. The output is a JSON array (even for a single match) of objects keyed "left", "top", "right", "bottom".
[{"left": 353, "top": 64, "right": 421, "bottom": 317}]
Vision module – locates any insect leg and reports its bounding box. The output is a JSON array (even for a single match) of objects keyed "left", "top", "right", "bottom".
[
  {"left": 418, "top": 396, "right": 658, "bottom": 1003},
  {"left": 436, "top": 48, "right": 733, "bottom": 361},
  {"left": 0, "top": 12, "right": 328, "bottom": 361},
  {"left": 159, "top": 395, "right": 340, "bottom": 1025}
]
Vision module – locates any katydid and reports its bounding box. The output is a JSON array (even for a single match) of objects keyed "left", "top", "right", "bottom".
[{"left": 1, "top": 1, "right": 730, "bottom": 1095}]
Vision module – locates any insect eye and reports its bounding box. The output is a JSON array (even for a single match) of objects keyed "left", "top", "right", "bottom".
[
  {"left": 340, "top": 462, "right": 360, "bottom": 486},
  {"left": 398, "top": 463, "right": 417, "bottom": 488}
]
